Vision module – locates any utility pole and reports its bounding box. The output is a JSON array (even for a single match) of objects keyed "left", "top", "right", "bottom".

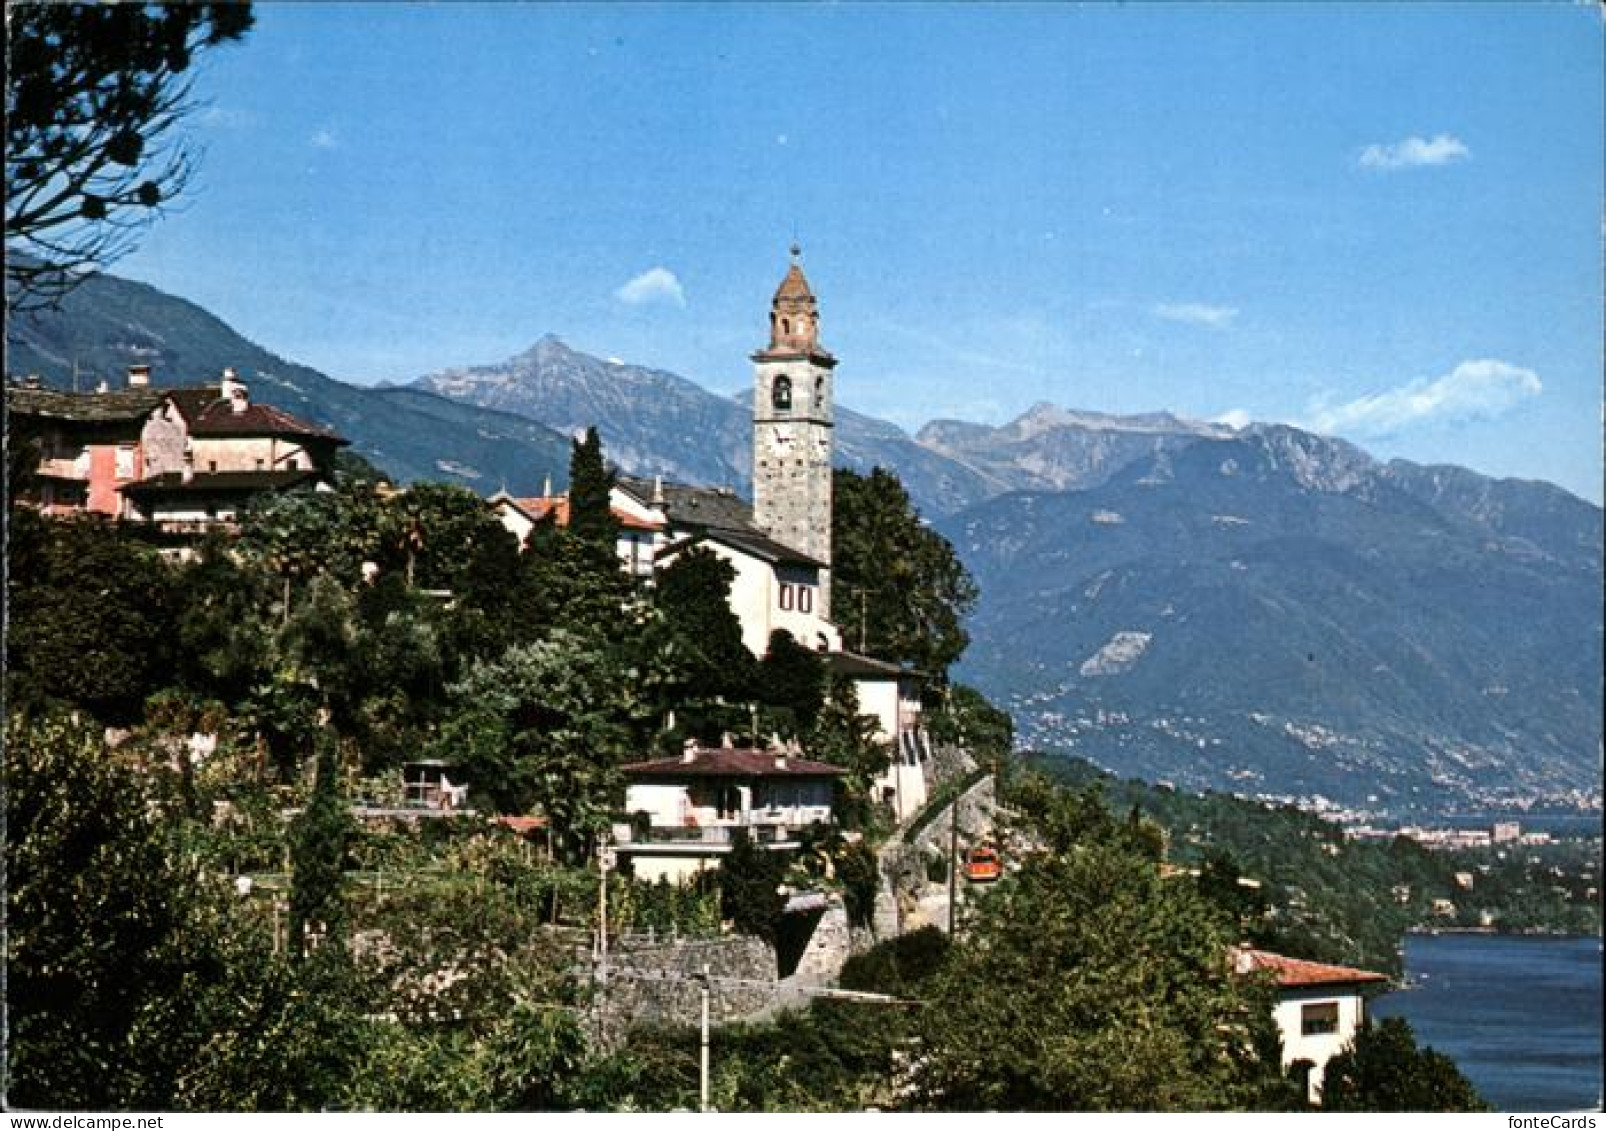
[
  {"left": 597, "top": 835, "right": 613, "bottom": 982},
  {"left": 597, "top": 835, "right": 614, "bottom": 1044},
  {"left": 947, "top": 792, "right": 959, "bottom": 936},
  {"left": 698, "top": 963, "right": 712, "bottom": 1112}
]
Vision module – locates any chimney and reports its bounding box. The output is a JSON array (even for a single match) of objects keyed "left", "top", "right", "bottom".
[
  {"left": 652, "top": 475, "right": 665, "bottom": 507},
  {"left": 542, "top": 474, "right": 552, "bottom": 498},
  {"left": 220, "top": 367, "right": 249, "bottom": 413},
  {"left": 22, "top": 373, "right": 41, "bottom": 389},
  {"left": 127, "top": 364, "right": 151, "bottom": 388},
  {"left": 681, "top": 739, "right": 699, "bottom": 765},
  {"left": 181, "top": 442, "right": 194, "bottom": 484},
  {"left": 775, "top": 752, "right": 788, "bottom": 771}
]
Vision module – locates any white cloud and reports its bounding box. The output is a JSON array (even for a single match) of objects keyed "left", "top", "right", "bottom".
[
  {"left": 1308, "top": 359, "right": 1541, "bottom": 438},
  {"left": 1155, "top": 302, "right": 1238, "bottom": 328},
  {"left": 199, "top": 106, "right": 252, "bottom": 130},
  {"left": 1358, "top": 133, "right": 1470, "bottom": 170},
  {"left": 615, "top": 266, "right": 686, "bottom": 308},
  {"left": 1214, "top": 409, "right": 1252, "bottom": 431},
  {"left": 309, "top": 126, "right": 340, "bottom": 150}
]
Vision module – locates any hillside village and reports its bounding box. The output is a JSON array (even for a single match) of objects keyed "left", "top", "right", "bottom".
[{"left": 8, "top": 253, "right": 1545, "bottom": 1112}]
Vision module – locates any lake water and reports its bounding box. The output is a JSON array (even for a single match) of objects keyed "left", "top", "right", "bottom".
[{"left": 1372, "top": 934, "right": 1603, "bottom": 1112}]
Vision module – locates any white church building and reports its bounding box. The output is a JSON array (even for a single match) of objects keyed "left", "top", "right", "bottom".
[{"left": 491, "top": 251, "right": 933, "bottom": 824}]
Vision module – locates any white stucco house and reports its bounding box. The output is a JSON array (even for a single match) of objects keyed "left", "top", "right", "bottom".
[
  {"left": 614, "top": 744, "right": 844, "bottom": 883},
  {"left": 488, "top": 489, "right": 664, "bottom": 578},
  {"left": 825, "top": 651, "right": 931, "bottom": 821},
  {"left": 1232, "top": 947, "right": 1389, "bottom": 1104}
]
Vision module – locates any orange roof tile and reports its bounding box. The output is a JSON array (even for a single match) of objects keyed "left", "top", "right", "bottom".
[
  {"left": 1234, "top": 948, "right": 1388, "bottom": 989},
  {"left": 506, "top": 495, "right": 662, "bottom": 532}
]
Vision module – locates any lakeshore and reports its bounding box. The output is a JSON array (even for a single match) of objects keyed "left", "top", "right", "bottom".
[{"left": 1373, "top": 933, "right": 1603, "bottom": 1112}]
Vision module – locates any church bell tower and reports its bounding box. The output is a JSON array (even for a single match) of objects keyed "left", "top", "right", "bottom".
[{"left": 752, "top": 246, "right": 835, "bottom": 616}]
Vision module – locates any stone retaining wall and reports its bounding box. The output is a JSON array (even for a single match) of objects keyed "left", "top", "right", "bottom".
[{"left": 594, "top": 933, "right": 775, "bottom": 1044}]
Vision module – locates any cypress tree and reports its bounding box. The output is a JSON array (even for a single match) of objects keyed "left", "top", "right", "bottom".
[
  {"left": 288, "top": 733, "right": 353, "bottom": 958},
  {"left": 567, "top": 426, "right": 619, "bottom": 549}
]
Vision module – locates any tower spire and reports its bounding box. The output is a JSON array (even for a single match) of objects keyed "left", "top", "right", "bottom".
[{"left": 761, "top": 246, "right": 831, "bottom": 359}]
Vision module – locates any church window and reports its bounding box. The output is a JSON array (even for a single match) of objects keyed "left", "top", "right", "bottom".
[
  {"left": 815, "top": 376, "right": 824, "bottom": 404},
  {"left": 772, "top": 376, "right": 792, "bottom": 411},
  {"left": 779, "top": 583, "right": 794, "bottom": 611},
  {"left": 781, "top": 318, "right": 791, "bottom": 336},
  {"left": 798, "top": 586, "right": 813, "bottom": 614}
]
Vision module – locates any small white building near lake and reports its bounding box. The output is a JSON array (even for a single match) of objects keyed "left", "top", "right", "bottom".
[{"left": 1233, "top": 947, "right": 1389, "bottom": 1104}]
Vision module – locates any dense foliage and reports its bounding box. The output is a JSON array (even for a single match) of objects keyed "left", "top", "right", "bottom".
[
  {"left": 1321, "top": 1018, "right": 1488, "bottom": 1112},
  {"left": 831, "top": 467, "right": 976, "bottom": 678},
  {"left": 1026, "top": 755, "right": 1603, "bottom": 973}
]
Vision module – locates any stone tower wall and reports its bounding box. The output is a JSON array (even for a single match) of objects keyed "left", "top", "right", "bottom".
[{"left": 753, "top": 356, "right": 834, "bottom": 605}]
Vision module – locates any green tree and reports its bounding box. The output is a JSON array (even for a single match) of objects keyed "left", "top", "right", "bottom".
[
  {"left": 719, "top": 829, "right": 788, "bottom": 943},
  {"left": 5, "top": 509, "right": 180, "bottom": 724},
  {"left": 928, "top": 683, "right": 1014, "bottom": 764},
  {"left": 6, "top": 3, "right": 254, "bottom": 307},
  {"left": 374, "top": 480, "right": 519, "bottom": 599},
  {"left": 438, "top": 630, "right": 638, "bottom": 858},
  {"left": 236, "top": 488, "right": 381, "bottom": 621},
  {"left": 517, "top": 520, "right": 635, "bottom": 645},
  {"left": 757, "top": 629, "right": 827, "bottom": 735},
  {"left": 1196, "top": 847, "right": 1271, "bottom": 938},
  {"left": 567, "top": 426, "right": 619, "bottom": 549},
  {"left": 831, "top": 467, "right": 976, "bottom": 678},
  {"left": 654, "top": 545, "right": 756, "bottom": 701},
  {"left": 287, "top": 734, "right": 354, "bottom": 957},
  {"left": 912, "top": 783, "right": 1291, "bottom": 1111},
  {"left": 1321, "top": 1017, "right": 1487, "bottom": 1112},
  {"left": 806, "top": 676, "right": 889, "bottom": 829},
  {"left": 172, "top": 531, "right": 279, "bottom": 703},
  {"left": 3, "top": 711, "right": 225, "bottom": 1108}
]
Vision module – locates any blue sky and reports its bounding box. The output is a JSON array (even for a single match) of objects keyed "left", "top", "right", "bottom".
[{"left": 114, "top": 3, "right": 1603, "bottom": 501}]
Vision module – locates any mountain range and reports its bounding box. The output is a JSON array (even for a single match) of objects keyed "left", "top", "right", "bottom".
[
  {"left": 7, "top": 268, "right": 1600, "bottom": 816},
  {"left": 938, "top": 426, "right": 1601, "bottom": 812}
]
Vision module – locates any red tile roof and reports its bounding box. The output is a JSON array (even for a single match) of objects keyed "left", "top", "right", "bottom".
[
  {"left": 496, "top": 815, "right": 549, "bottom": 834},
  {"left": 621, "top": 747, "right": 845, "bottom": 779},
  {"left": 501, "top": 495, "right": 662, "bottom": 532},
  {"left": 166, "top": 387, "right": 345, "bottom": 442},
  {"left": 1233, "top": 948, "right": 1388, "bottom": 989}
]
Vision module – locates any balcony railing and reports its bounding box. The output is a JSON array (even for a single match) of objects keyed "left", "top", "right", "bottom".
[{"left": 619, "top": 809, "right": 831, "bottom": 846}]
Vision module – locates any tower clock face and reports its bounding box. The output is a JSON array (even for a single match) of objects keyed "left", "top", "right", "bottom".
[{"left": 772, "top": 425, "right": 794, "bottom": 446}]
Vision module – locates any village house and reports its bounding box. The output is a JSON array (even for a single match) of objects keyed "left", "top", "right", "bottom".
[
  {"left": 10, "top": 365, "right": 346, "bottom": 534},
  {"left": 613, "top": 743, "right": 844, "bottom": 883},
  {"left": 489, "top": 487, "right": 665, "bottom": 577},
  {"left": 1232, "top": 947, "right": 1389, "bottom": 1104}
]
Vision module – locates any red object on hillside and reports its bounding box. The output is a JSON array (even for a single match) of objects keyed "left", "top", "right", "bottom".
[{"left": 963, "top": 845, "right": 1002, "bottom": 883}]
